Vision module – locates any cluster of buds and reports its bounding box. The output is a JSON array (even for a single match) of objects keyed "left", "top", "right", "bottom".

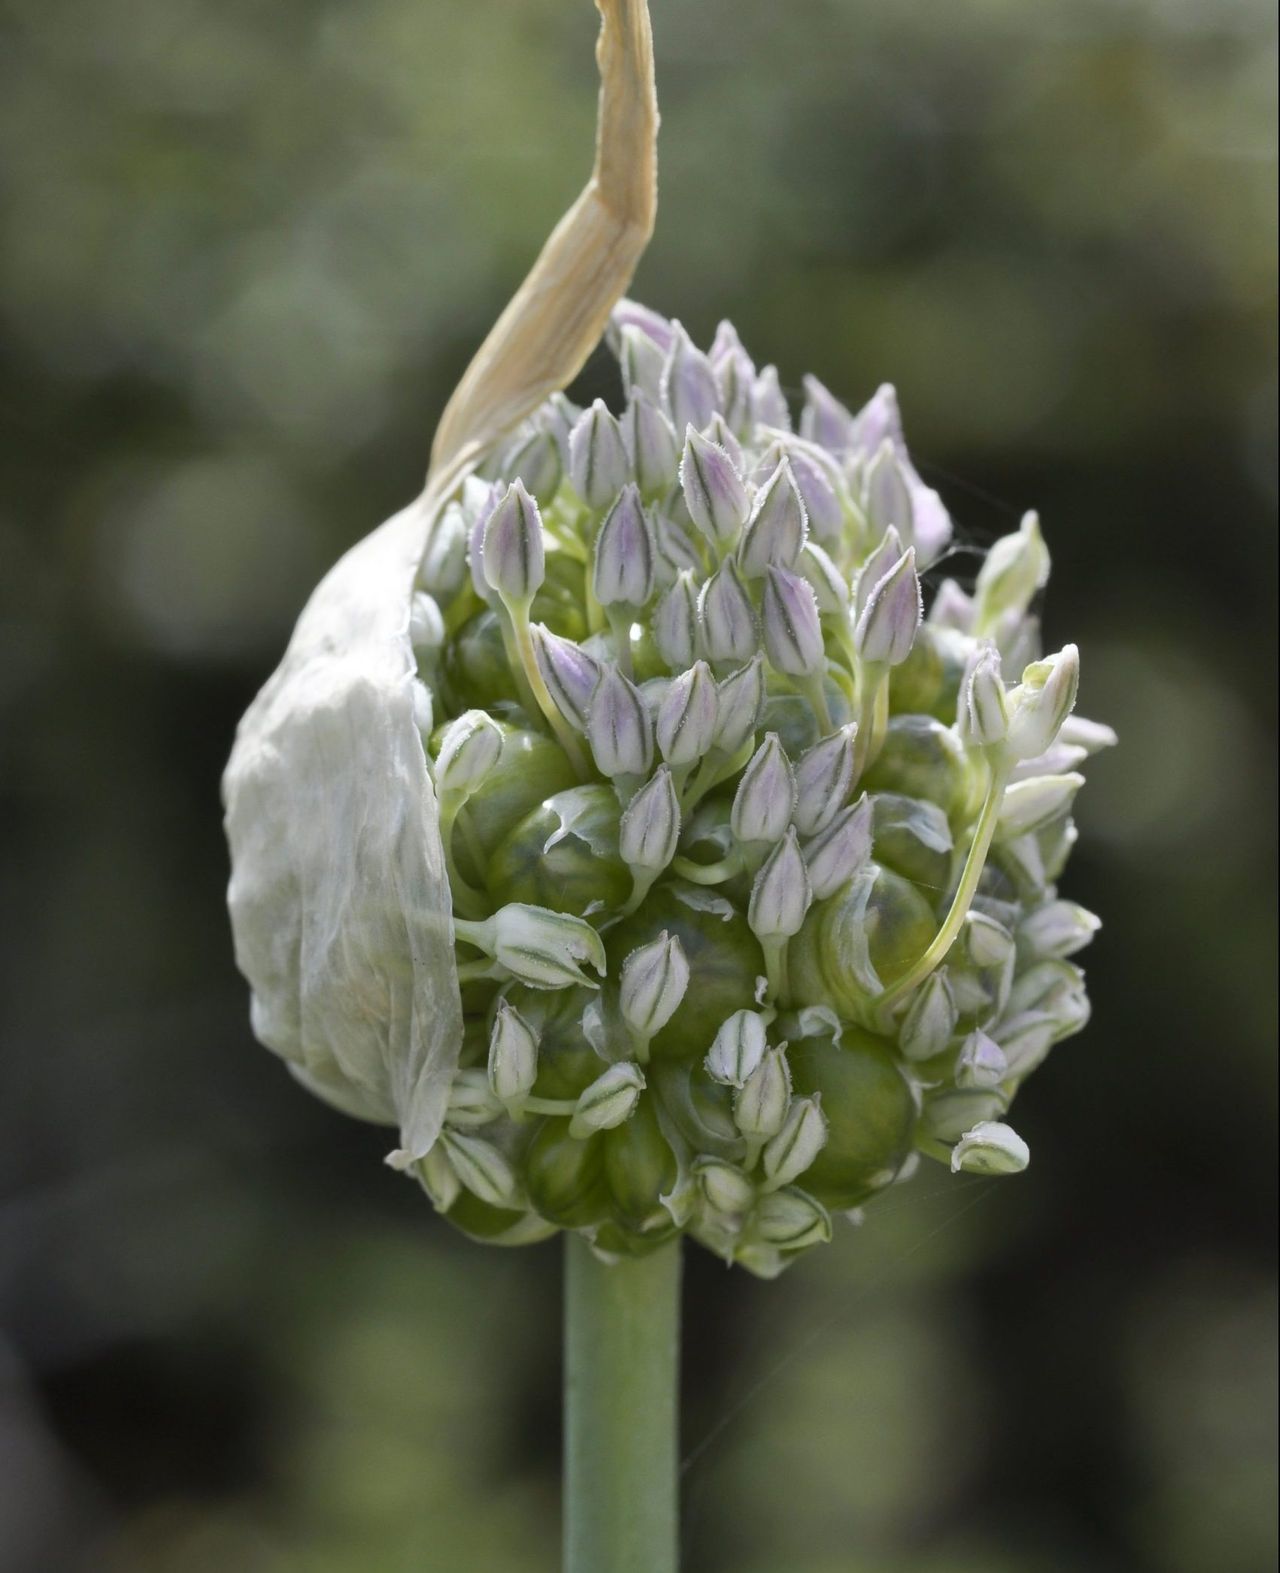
[{"left": 377, "top": 304, "right": 1112, "bottom": 1275}]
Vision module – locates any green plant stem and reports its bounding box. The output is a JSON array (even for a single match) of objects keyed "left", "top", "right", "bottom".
[{"left": 564, "top": 1236, "right": 681, "bottom": 1573}]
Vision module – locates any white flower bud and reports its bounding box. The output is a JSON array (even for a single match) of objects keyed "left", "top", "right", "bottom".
[
  {"left": 593, "top": 484, "right": 656, "bottom": 607},
  {"left": 852, "top": 525, "right": 904, "bottom": 620},
  {"left": 446, "top": 1068, "right": 504, "bottom": 1127},
  {"left": 965, "top": 911, "right": 1016, "bottom": 969},
  {"left": 419, "top": 500, "right": 470, "bottom": 597},
  {"left": 652, "top": 571, "right": 700, "bottom": 670},
  {"left": 853, "top": 547, "right": 921, "bottom": 666},
  {"left": 569, "top": 398, "right": 630, "bottom": 509},
  {"left": 734, "top": 1046, "right": 791, "bottom": 1138},
  {"left": 411, "top": 681, "right": 434, "bottom": 740},
  {"left": 569, "top": 1061, "right": 646, "bottom": 1138},
  {"left": 796, "top": 541, "right": 849, "bottom": 615},
  {"left": 713, "top": 655, "right": 766, "bottom": 756},
  {"left": 997, "top": 773, "right": 1085, "bottom": 839},
  {"left": 699, "top": 559, "right": 758, "bottom": 663},
  {"left": 958, "top": 642, "right": 1009, "bottom": 747},
  {"left": 488, "top": 999, "right": 539, "bottom": 1107},
  {"left": 416, "top": 1144, "right": 461, "bottom": 1212},
  {"left": 950, "top": 1121, "right": 1030, "bottom": 1176},
  {"left": 409, "top": 591, "right": 445, "bottom": 655},
  {"left": 803, "top": 796, "right": 874, "bottom": 899},
  {"left": 899, "top": 969, "right": 958, "bottom": 1061},
  {"left": 705, "top": 1009, "right": 769, "bottom": 1087},
  {"left": 487, "top": 904, "right": 607, "bottom": 990},
  {"left": 694, "top": 1157, "right": 756, "bottom": 1216},
  {"left": 738, "top": 461, "right": 808, "bottom": 577},
  {"left": 731, "top": 732, "right": 796, "bottom": 844},
  {"left": 681, "top": 428, "right": 749, "bottom": 545},
  {"left": 619, "top": 766, "right": 681, "bottom": 872},
  {"left": 482, "top": 479, "right": 545, "bottom": 601},
  {"left": 435, "top": 709, "right": 503, "bottom": 795},
  {"left": 656, "top": 660, "right": 719, "bottom": 765},
  {"left": 703, "top": 411, "right": 745, "bottom": 472},
  {"left": 754, "top": 1187, "right": 831, "bottom": 1248},
  {"left": 794, "top": 725, "right": 858, "bottom": 836},
  {"left": 1004, "top": 645, "right": 1080, "bottom": 762},
  {"left": 619, "top": 931, "right": 690, "bottom": 1040},
  {"left": 531, "top": 624, "right": 604, "bottom": 734},
  {"left": 863, "top": 439, "right": 914, "bottom": 540},
  {"left": 748, "top": 826, "right": 812, "bottom": 940},
  {"left": 762, "top": 1094, "right": 827, "bottom": 1188},
  {"left": 663, "top": 324, "right": 719, "bottom": 435},
  {"left": 588, "top": 666, "right": 655, "bottom": 778},
  {"left": 974, "top": 511, "right": 1050, "bottom": 633},
  {"left": 955, "top": 1030, "right": 1009, "bottom": 1090},
  {"left": 760, "top": 565, "right": 824, "bottom": 677},
  {"left": 442, "top": 1131, "right": 521, "bottom": 1208},
  {"left": 624, "top": 389, "right": 679, "bottom": 498},
  {"left": 1018, "top": 900, "right": 1101, "bottom": 960},
  {"left": 501, "top": 427, "right": 562, "bottom": 507}
]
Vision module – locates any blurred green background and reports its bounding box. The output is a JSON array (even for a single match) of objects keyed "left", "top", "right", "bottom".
[{"left": 1, "top": 0, "right": 1276, "bottom": 1569}]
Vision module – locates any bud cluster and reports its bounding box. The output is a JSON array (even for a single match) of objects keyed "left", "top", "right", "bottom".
[{"left": 406, "top": 304, "right": 1113, "bottom": 1274}]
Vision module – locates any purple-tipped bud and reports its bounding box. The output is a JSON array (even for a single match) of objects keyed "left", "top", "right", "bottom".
[
  {"left": 500, "top": 428, "right": 562, "bottom": 507},
  {"left": 863, "top": 438, "right": 914, "bottom": 541},
  {"left": 680, "top": 428, "right": 749, "bottom": 545},
  {"left": 803, "top": 795, "right": 873, "bottom": 899},
  {"left": 956, "top": 1030, "right": 1009, "bottom": 1090},
  {"left": 1004, "top": 645, "right": 1080, "bottom": 762},
  {"left": 588, "top": 666, "right": 654, "bottom": 778},
  {"left": 734, "top": 1045, "right": 791, "bottom": 1138},
  {"left": 997, "top": 773, "right": 1085, "bottom": 840},
  {"left": 699, "top": 559, "right": 758, "bottom": 664},
  {"left": 488, "top": 999, "right": 539, "bottom": 1106},
  {"left": 799, "top": 374, "right": 857, "bottom": 453},
  {"left": 899, "top": 970, "right": 958, "bottom": 1061},
  {"left": 785, "top": 439, "right": 847, "bottom": 540},
  {"left": 653, "top": 571, "right": 700, "bottom": 670},
  {"left": 958, "top": 642, "right": 1009, "bottom": 747},
  {"left": 748, "top": 826, "right": 812, "bottom": 940},
  {"left": 656, "top": 661, "right": 719, "bottom": 765},
  {"left": 620, "top": 931, "right": 690, "bottom": 1040},
  {"left": 663, "top": 324, "right": 720, "bottom": 434},
  {"left": 762, "top": 566, "right": 825, "bottom": 677},
  {"left": 435, "top": 709, "right": 504, "bottom": 795},
  {"left": 611, "top": 298, "right": 676, "bottom": 352},
  {"left": 617, "top": 324, "right": 666, "bottom": 402},
  {"left": 761, "top": 1093, "right": 827, "bottom": 1187},
  {"left": 625, "top": 390, "right": 679, "bottom": 498},
  {"left": 482, "top": 479, "right": 545, "bottom": 601},
  {"left": 570, "top": 1061, "right": 646, "bottom": 1138},
  {"left": 705, "top": 1009, "right": 769, "bottom": 1087},
  {"left": 853, "top": 525, "right": 904, "bottom": 620},
  {"left": 732, "top": 732, "right": 796, "bottom": 844},
  {"left": 419, "top": 500, "right": 469, "bottom": 597},
  {"left": 793, "top": 725, "right": 858, "bottom": 836},
  {"left": 739, "top": 460, "right": 808, "bottom": 577},
  {"left": 531, "top": 624, "right": 603, "bottom": 734},
  {"left": 853, "top": 547, "right": 921, "bottom": 667},
  {"left": 849, "top": 383, "right": 904, "bottom": 456},
  {"left": 796, "top": 541, "right": 850, "bottom": 617},
  {"left": 752, "top": 365, "right": 791, "bottom": 431},
  {"left": 619, "top": 766, "right": 681, "bottom": 871},
  {"left": 593, "top": 484, "right": 656, "bottom": 607},
  {"left": 713, "top": 655, "right": 766, "bottom": 755},
  {"left": 704, "top": 411, "right": 745, "bottom": 471},
  {"left": 569, "top": 398, "right": 629, "bottom": 510},
  {"left": 653, "top": 509, "right": 703, "bottom": 579},
  {"left": 929, "top": 578, "right": 975, "bottom": 633}
]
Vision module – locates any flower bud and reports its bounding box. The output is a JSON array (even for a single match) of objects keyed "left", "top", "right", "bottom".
[
  {"left": 446, "top": 1068, "right": 504, "bottom": 1127},
  {"left": 411, "top": 681, "right": 434, "bottom": 742},
  {"left": 803, "top": 796, "right": 874, "bottom": 899},
  {"left": 569, "top": 1061, "right": 646, "bottom": 1138},
  {"left": 997, "top": 773, "right": 1084, "bottom": 840},
  {"left": 705, "top": 1009, "right": 769, "bottom": 1087},
  {"left": 973, "top": 511, "right": 1050, "bottom": 633},
  {"left": 853, "top": 547, "right": 921, "bottom": 666},
  {"left": 501, "top": 427, "right": 562, "bottom": 506},
  {"left": 419, "top": 500, "right": 470, "bottom": 597},
  {"left": 794, "top": 725, "right": 858, "bottom": 836},
  {"left": 899, "top": 969, "right": 958, "bottom": 1061},
  {"left": 592, "top": 484, "right": 656, "bottom": 607},
  {"left": 653, "top": 509, "right": 702, "bottom": 579},
  {"left": 620, "top": 932, "right": 690, "bottom": 1040},
  {"left": 785, "top": 441, "right": 846, "bottom": 542},
  {"left": 700, "top": 559, "right": 758, "bottom": 663},
  {"left": 713, "top": 655, "right": 766, "bottom": 755},
  {"left": 488, "top": 1000, "right": 539, "bottom": 1107},
  {"left": 749, "top": 827, "right": 813, "bottom": 940},
  {"left": 1004, "top": 645, "right": 1081, "bottom": 762},
  {"left": 435, "top": 709, "right": 503, "bottom": 795},
  {"left": 624, "top": 389, "right": 679, "bottom": 497},
  {"left": 617, "top": 323, "right": 666, "bottom": 402},
  {"left": 704, "top": 411, "right": 745, "bottom": 472},
  {"left": 681, "top": 428, "right": 749, "bottom": 545},
  {"left": 752, "top": 364, "right": 790, "bottom": 430},
  {"left": 734, "top": 1045, "right": 791, "bottom": 1138},
  {"left": 732, "top": 732, "right": 796, "bottom": 844},
  {"left": 710, "top": 321, "right": 755, "bottom": 431},
  {"left": 950, "top": 1120, "right": 1030, "bottom": 1176},
  {"left": 488, "top": 904, "right": 607, "bottom": 990},
  {"left": 531, "top": 624, "right": 603, "bottom": 733},
  {"left": 964, "top": 910, "right": 1015, "bottom": 969},
  {"left": 799, "top": 374, "right": 857, "bottom": 452},
  {"left": 656, "top": 661, "right": 719, "bottom": 765},
  {"left": 1018, "top": 900, "right": 1101, "bottom": 960},
  {"left": 653, "top": 571, "right": 700, "bottom": 670},
  {"left": 619, "top": 766, "right": 682, "bottom": 872},
  {"left": 569, "top": 398, "right": 629, "bottom": 509},
  {"left": 694, "top": 1157, "right": 756, "bottom": 1215},
  {"left": 796, "top": 541, "right": 849, "bottom": 615},
  {"left": 955, "top": 1030, "right": 1009, "bottom": 1090},
  {"left": 762, "top": 1094, "right": 827, "bottom": 1188},
  {"left": 852, "top": 525, "right": 904, "bottom": 621},
  {"left": 482, "top": 479, "right": 545, "bottom": 601},
  {"left": 441, "top": 1131, "right": 521, "bottom": 1209},
  {"left": 738, "top": 461, "right": 808, "bottom": 577},
  {"left": 754, "top": 1187, "right": 831, "bottom": 1248},
  {"left": 958, "top": 642, "right": 1009, "bottom": 747},
  {"left": 762, "top": 566, "right": 825, "bottom": 677},
  {"left": 929, "top": 578, "right": 975, "bottom": 633},
  {"left": 863, "top": 439, "right": 914, "bottom": 540},
  {"left": 588, "top": 666, "right": 655, "bottom": 778},
  {"left": 409, "top": 591, "right": 445, "bottom": 655},
  {"left": 416, "top": 1144, "right": 461, "bottom": 1212},
  {"left": 663, "top": 324, "right": 719, "bottom": 435}
]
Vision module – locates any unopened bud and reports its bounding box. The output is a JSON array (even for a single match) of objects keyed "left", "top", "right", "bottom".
[
  {"left": 950, "top": 1120, "right": 1030, "bottom": 1176},
  {"left": 531, "top": 625, "right": 603, "bottom": 734},
  {"left": 653, "top": 572, "right": 700, "bottom": 670},
  {"left": 700, "top": 559, "right": 758, "bottom": 663},
  {"left": 929, "top": 578, "right": 975, "bottom": 633},
  {"left": 617, "top": 323, "right": 666, "bottom": 402},
  {"left": 441, "top": 1131, "right": 520, "bottom": 1209},
  {"left": 588, "top": 666, "right": 654, "bottom": 778},
  {"left": 569, "top": 398, "right": 629, "bottom": 510},
  {"left": 681, "top": 428, "right": 749, "bottom": 545},
  {"left": 794, "top": 726, "right": 858, "bottom": 836},
  {"left": 487, "top": 1000, "right": 539, "bottom": 1107},
  {"left": 974, "top": 512, "right": 1050, "bottom": 634},
  {"left": 1018, "top": 900, "right": 1101, "bottom": 960},
  {"left": 748, "top": 826, "right": 812, "bottom": 940},
  {"left": 958, "top": 643, "right": 1009, "bottom": 747},
  {"left": 419, "top": 500, "right": 469, "bottom": 597},
  {"left": 435, "top": 709, "right": 503, "bottom": 795},
  {"left": 694, "top": 1157, "right": 756, "bottom": 1215},
  {"left": 625, "top": 390, "right": 679, "bottom": 498},
  {"left": 620, "top": 932, "right": 690, "bottom": 1040},
  {"left": 752, "top": 365, "right": 790, "bottom": 430},
  {"left": 853, "top": 547, "right": 921, "bottom": 666},
  {"left": 705, "top": 1009, "right": 769, "bottom": 1087},
  {"left": 488, "top": 904, "right": 607, "bottom": 990},
  {"left": 501, "top": 428, "right": 562, "bottom": 507},
  {"left": 955, "top": 1030, "right": 1009, "bottom": 1090},
  {"left": 796, "top": 541, "right": 849, "bottom": 615},
  {"left": 785, "top": 441, "right": 846, "bottom": 542},
  {"left": 732, "top": 733, "right": 796, "bottom": 844},
  {"left": 803, "top": 796, "right": 874, "bottom": 898},
  {"left": 593, "top": 484, "right": 656, "bottom": 607},
  {"left": 656, "top": 661, "right": 719, "bottom": 765},
  {"left": 965, "top": 911, "right": 1016, "bottom": 968},
  {"left": 863, "top": 439, "right": 914, "bottom": 540},
  {"left": 482, "top": 480, "right": 545, "bottom": 601},
  {"left": 653, "top": 509, "right": 703, "bottom": 578},
  {"left": 762, "top": 566, "right": 825, "bottom": 677},
  {"left": 762, "top": 1094, "right": 827, "bottom": 1188},
  {"left": 899, "top": 970, "right": 958, "bottom": 1062},
  {"left": 754, "top": 1187, "right": 831, "bottom": 1248},
  {"left": 734, "top": 1046, "right": 791, "bottom": 1138},
  {"left": 663, "top": 324, "right": 720, "bottom": 435},
  {"left": 409, "top": 591, "right": 445, "bottom": 655},
  {"left": 713, "top": 655, "right": 766, "bottom": 755},
  {"left": 997, "top": 773, "right": 1084, "bottom": 840},
  {"left": 416, "top": 1144, "right": 461, "bottom": 1212},
  {"left": 569, "top": 1061, "right": 646, "bottom": 1138},
  {"left": 1004, "top": 645, "right": 1080, "bottom": 762},
  {"left": 619, "top": 766, "right": 681, "bottom": 871},
  {"left": 799, "top": 374, "right": 857, "bottom": 452},
  {"left": 738, "top": 461, "right": 808, "bottom": 577},
  {"left": 853, "top": 526, "right": 904, "bottom": 621}
]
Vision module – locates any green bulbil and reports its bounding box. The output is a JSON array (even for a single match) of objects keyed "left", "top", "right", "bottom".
[
  {"left": 442, "top": 609, "right": 523, "bottom": 712},
  {"left": 454, "top": 723, "right": 579, "bottom": 859},
  {"left": 863, "top": 715, "right": 981, "bottom": 829},
  {"left": 604, "top": 1095, "right": 679, "bottom": 1226},
  {"left": 488, "top": 785, "right": 630, "bottom": 913},
  {"left": 889, "top": 624, "right": 971, "bottom": 721},
  {"left": 526, "top": 1118, "right": 612, "bottom": 1228},
  {"left": 870, "top": 792, "right": 954, "bottom": 896}
]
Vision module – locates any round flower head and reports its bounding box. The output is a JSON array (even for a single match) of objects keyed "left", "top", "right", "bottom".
[{"left": 223, "top": 2, "right": 1113, "bottom": 1278}]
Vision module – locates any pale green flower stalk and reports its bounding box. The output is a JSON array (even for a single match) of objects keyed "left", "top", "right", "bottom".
[{"left": 223, "top": 4, "right": 1112, "bottom": 1569}]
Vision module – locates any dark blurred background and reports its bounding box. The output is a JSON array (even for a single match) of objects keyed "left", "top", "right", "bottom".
[{"left": 2, "top": 1, "right": 1276, "bottom": 1569}]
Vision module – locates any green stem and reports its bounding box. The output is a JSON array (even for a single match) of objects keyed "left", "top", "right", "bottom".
[{"left": 564, "top": 1236, "right": 681, "bottom": 1573}]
